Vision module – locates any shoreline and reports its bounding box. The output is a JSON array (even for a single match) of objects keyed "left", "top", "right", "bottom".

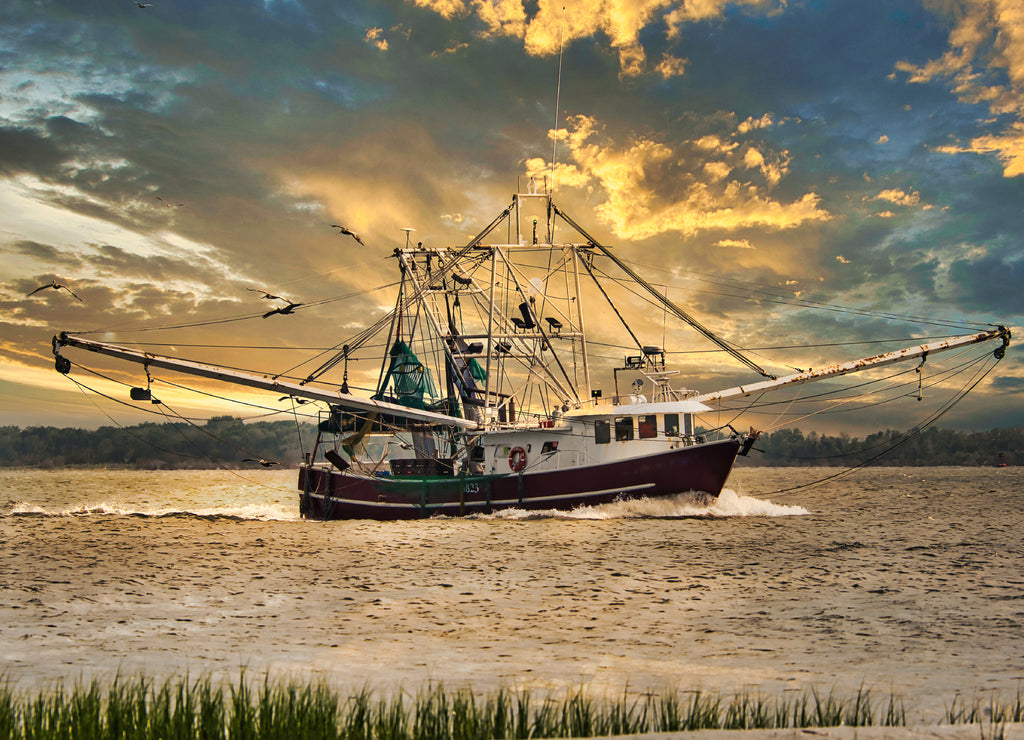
[{"left": 1, "top": 675, "right": 1021, "bottom": 739}]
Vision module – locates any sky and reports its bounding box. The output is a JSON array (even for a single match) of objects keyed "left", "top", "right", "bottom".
[{"left": 1, "top": 0, "right": 1022, "bottom": 436}]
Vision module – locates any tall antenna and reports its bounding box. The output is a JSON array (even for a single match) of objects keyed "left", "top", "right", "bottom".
[{"left": 549, "top": 7, "right": 566, "bottom": 195}]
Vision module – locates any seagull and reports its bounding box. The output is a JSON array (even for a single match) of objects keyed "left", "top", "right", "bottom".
[
  {"left": 155, "top": 195, "right": 182, "bottom": 207},
  {"left": 136, "top": 2, "right": 153, "bottom": 7},
  {"left": 247, "top": 287, "right": 289, "bottom": 302},
  {"left": 262, "top": 301, "right": 302, "bottom": 318},
  {"left": 331, "top": 224, "right": 364, "bottom": 245},
  {"left": 26, "top": 280, "right": 83, "bottom": 302},
  {"left": 242, "top": 458, "right": 280, "bottom": 467},
  {"left": 279, "top": 396, "right": 310, "bottom": 404}
]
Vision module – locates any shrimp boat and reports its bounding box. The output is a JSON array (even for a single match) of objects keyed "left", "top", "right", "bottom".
[{"left": 52, "top": 184, "right": 1011, "bottom": 519}]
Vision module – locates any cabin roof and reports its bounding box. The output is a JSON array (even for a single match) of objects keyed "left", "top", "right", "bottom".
[{"left": 566, "top": 399, "right": 711, "bottom": 418}]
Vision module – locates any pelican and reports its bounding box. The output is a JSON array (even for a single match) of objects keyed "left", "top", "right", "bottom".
[
  {"left": 26, "top": 280, "right": 83, "bottom": 302},
  {"left": 262, "top": 301, "right": 302, "bottom": 318},
  {"left": 242, "top": 458, "right": 280, "bottom": 467},
  {"left": 247, "top": 287, "right": 288, "bottom": 302},
  {"left": 331, "top": 224, "right": 364, "bottom": 245}
]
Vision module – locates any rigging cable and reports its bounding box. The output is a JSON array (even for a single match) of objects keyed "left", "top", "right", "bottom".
[
  {"left": 61, "top": 371, "right": 272, "bottom": 485},
  {"left": 764, "top": 349, "right": 1004, "bottom": 494},
  {"left": 549, "top": 6, "right": 565, "bottom": 196},
  {"left": 551, "top": 202, "right": 775, "bottom": 379},
  {"left": 616, "top": 255, "right": 995, "bottom": 333}
]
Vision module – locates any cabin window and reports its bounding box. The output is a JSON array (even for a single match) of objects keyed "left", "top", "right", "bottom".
[
  {"left": 664, "top": 413, "right": 680, "bottom": 437},
  {"left": 638, "top": 415, "right": 657, "bottom": 439},
  {"left": 614, "top": 417, "right": 634, "bottom": 441},
  {"left": 470, "top": 446, "right": 485, "bottom": 462},
  {"left": 594, "top": 420, "right": 610, "bottom": 444},
  {"left": 684, "top": 413, "right": 694, "bottom": 436},
  {"left": 541, "top": 441, "right": 558, "bottom": 454}
]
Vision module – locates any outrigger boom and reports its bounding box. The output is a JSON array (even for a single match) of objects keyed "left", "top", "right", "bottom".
[
  {"left": 54, "top": 326, "right": 1010, "bottom": 417},
  {"left": 52, "top": 332, "right": 479, "bottom": 429},
  {"left": 693, "top": 326, "right": 1011, "bottom": 405}
]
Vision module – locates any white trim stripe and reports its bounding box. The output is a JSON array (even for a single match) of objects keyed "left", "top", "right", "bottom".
[{"left": 306, "top": 482, "right": 656, "bottom": 511}]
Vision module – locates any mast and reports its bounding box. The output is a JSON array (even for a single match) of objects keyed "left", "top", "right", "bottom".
[
  {"left": 693, "top": 327, "right": 1010, "bottom": 405},
  {"left": 571, "top": 245, "right": 592, "bottom": 398},
  {"left": 484, "top": 245, "right": 497, "bottom": 418}
]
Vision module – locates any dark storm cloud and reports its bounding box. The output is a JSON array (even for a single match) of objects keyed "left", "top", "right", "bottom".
[
  {"left": 991, "top": 374, "right": 1024, "bottom": 392},
  {"left": 12, "top": 240, "right": 83, "bottom": 267},
  {"left": 0, "top": 127, "right": 65, "bottom": 176},
  {"left": 82, "top": 244, "right": 225, "bottom": 284},
  {"left": 949, "top": 255, "right": 1024, "bottom": 316}
]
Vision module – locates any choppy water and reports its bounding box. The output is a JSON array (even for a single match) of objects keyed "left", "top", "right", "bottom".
[{"left": 1, "top": 466, "right": 1021, "bottom": 723}]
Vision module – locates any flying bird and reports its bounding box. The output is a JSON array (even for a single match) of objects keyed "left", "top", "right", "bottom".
[
  {"left": 155, "top": 195, "right": 182, "bottom": 207},
  {"left": 278, "top": 396, "right": 310, "bottom": 404},
  {"left": 331, "top": 224, "right": 364, "bottom": 245},
  {"left": 26, "top": 280, "right": 83, "bottom": 302},
  {"left": 242, "top": 458, "right": 280, "bottom": 467},
  {"left": 136, "top": 2, "right": 153, "bottom": 8},
  {"left": 262, "top": 301, "right": 303, "bottom": 318},
  {"left": 247, "top": 287, "right": 288, "bottom": 302}
]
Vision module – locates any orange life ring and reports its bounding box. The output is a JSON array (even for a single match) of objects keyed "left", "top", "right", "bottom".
[{"left": 508, "top": 446, "right": 527, "bottom": 472}]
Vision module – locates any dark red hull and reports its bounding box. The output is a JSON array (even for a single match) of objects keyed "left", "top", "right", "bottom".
[{"left": 298, "top": 438, "right": 740, "bottom": 520}]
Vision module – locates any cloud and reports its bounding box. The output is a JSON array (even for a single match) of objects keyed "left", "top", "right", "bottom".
[
  {"left": 715, "top": 238, "right": 755, "bottom": 249},
  {"left": 431, "top": 41, "right": 471, "bottom": 56},
  {"left": 410, "top": 0, "right": 783, "bottom": 77},
  {"left": 872, "top": 188, "right": 921, "bottom": 207},
  {"left": 11, "top": 240, "right": 83, "bottom": 266},
  {"left": 950, "top": 253, "right": 1024, "bottom": 313},
  {"left": 526, "top": 114, "right": 830, "bottom": 240},
  {"left": 737, "top": 114, "right": 774, "bottom": 134},
  {"left": 897, "top": 0, "right": 1024, "bottom": 177},
  {"left": 936, "top": 121, "right": 1024, "bottom": 176},
  {"left": 654, "top": 54, "right": 688, "bottom": 79},
  {"left": 365, "top": 27, "right": 389, "bottom": 51}
]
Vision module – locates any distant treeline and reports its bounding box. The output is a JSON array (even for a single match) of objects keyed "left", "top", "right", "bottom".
[
  {"left": 0, "top": 418, "right": 1018, "bottom": 468},
  {"left": 738, "top": 426, "right": 1020, "bottom": 467},
  {"left": 0, "top": 416, "right": 317, "bottom": 469}
]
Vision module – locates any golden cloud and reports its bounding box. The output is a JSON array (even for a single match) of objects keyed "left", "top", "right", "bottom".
[
  {"left": 655, "top": 53, "right": 688, "bottom": 78},
  {"left": 936, "top": 121, "right": 1024, "bottom": 176},
  {"left": 872, "top": 188, "right": 922, "bottom": 207},
  {"left": 410, "top": 0, "right": 782, "bottom": 76},
  {"left": 715, "top": 238, "right": 756, "bottom": 249},
  {"left": 737, "top": 113, "right": 774, "bottom": 134},
  {"left": 527, "top": 114, "right": 830, "bottom": 240},
  {"left": 365, "top": 27, "right": 389, "bottom": 51},
  {"left": 898, "top": 0, "right": 1024, "bottom": 177}
]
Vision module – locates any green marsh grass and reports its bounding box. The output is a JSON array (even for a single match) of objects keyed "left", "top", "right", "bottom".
[{"left": 0, "top": 674, "right": 1020, "bottom": 739}]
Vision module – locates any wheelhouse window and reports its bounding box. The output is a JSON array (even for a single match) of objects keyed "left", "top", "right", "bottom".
[
  {"left": 614, "top": 416, "right": 634, "bottom": 441},
  {"left": 664, "top": 413, "right": 680, "bottom": 437},
  {"left": 594, "top": 419, "right": 610, "bottom": 444},
  {"left": 638, "top": 414, "right": 657, "bottom": 439}
]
